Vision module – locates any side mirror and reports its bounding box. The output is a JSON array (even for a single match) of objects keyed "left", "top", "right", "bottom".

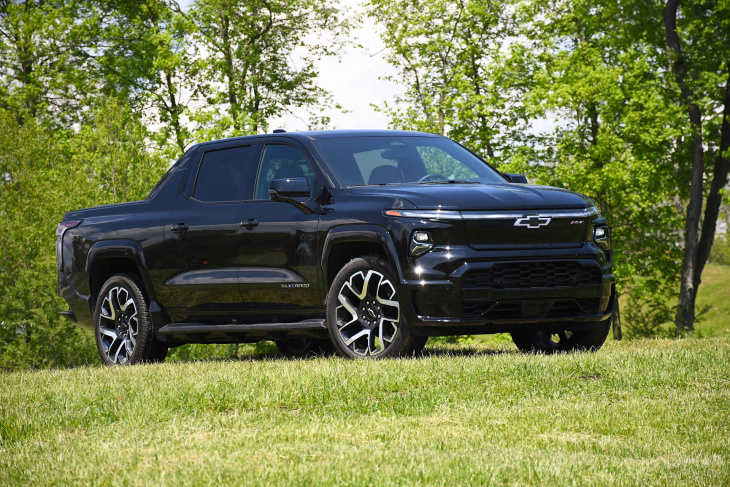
[
  {"left": 268, "top": 177, "right": 315, "bottom": 215},
  {"left": 504, "top": 173, "right": 528, "bottom": 184},
  {"left": 269, "top": 177, "right": 310, "bottom": 199}
]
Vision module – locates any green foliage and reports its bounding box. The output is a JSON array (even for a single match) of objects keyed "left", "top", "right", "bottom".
[
  {"left": 187, "top": 0, "right": 348, "bottom": 139},
  {"left": 368, "top": 0, "right": 531, "bottom": 163},
  {"left": 709, "top": 233, "right": 730, "bottom": 266},
  {"left": 0, "top": 100, "right": 166, "bottom": 370},
  {"left": 0, "top": 111, "right": 96, "bottom": 369}
]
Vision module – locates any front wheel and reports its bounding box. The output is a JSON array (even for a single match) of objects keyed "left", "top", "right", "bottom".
[
  {"left": 327, "top": 256, "right": 420, "bottom": 358},
  {"left": 510, "top": 319, "right": 612, "bottom": 354}
]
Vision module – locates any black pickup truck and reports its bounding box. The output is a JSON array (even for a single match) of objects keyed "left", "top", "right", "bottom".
[{"left": 57, "top": 130, "right": 614, "bottom": 364}]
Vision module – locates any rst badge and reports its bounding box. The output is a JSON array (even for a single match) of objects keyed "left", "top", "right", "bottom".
[{"left": 514, "top": 215, "right": 551, "bottom": 229}]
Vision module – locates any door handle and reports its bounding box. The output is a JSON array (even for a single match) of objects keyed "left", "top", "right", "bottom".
[
  {"left": 170, "top": 223, "right": 189, "bottom": 234},
  {"left": 240, "top": 219, "right": 259, "bottom": 230}
]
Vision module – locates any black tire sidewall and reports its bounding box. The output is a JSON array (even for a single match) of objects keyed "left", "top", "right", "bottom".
[
  {"left": 326, "top": 256, "right": 415, "bottom": 359},
  {"left": 93, "top": 274, "right": 154, "bottom": 366},
  {"left": 511, "top": 319, "right": 612, "bottom": 354}
]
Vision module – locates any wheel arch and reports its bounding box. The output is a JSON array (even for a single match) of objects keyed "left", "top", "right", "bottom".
[
  {"left": 321, "top": 225, "right": 404, "bottom": 293},
  {"left": 86, "top": 240, "right": 155, "bottom": 314}
]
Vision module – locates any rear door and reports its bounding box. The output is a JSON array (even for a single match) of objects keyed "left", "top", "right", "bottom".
[{"left": 166, "top": 144, "right": 262, "bottom": 318}]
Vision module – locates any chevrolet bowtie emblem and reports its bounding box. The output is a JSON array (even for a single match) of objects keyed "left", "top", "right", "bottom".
[{"left": 514, "top": 215, "right": 551, "bottom": 229}]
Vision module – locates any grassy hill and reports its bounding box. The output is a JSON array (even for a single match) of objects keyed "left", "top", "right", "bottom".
[
  {"left": 2, "top": 338, "right": 729, "bottom": 486},
  {"left": 695, "top": 263, "right": 730, "bottom": 336}
]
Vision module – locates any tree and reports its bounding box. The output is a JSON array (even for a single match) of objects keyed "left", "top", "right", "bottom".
[
  {"left": 0, "top": 110, "right": 97, "bottom": 369},
  {"left": 663, "top": 0, "right": 730, "bottom": 335},
  {"left": 0, "top": 0, "right": 101, "bottom": 126},
  {"left": 0, "top": 100, "right": 166, "bottom": 370},
  {"left": 182, "top": 0, "right": 348, "bottom": 138},
  {"left": 367, "top": 0, "right": 531, "bottom": 164}
]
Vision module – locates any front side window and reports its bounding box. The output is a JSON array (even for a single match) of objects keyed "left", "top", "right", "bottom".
[
  {"left": 312, "top": 136, "right": 505, "bottom": 187},
  {"left": 193, "top": 145, "right": 259, "bottom": 202},
  {"left": 254, "top": 145, "right": 317, "bottom": 199}
]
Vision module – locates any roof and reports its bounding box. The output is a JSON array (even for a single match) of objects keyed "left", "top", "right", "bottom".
[{"left": 195, "top": 129, "right": 443, "bottom": 148}]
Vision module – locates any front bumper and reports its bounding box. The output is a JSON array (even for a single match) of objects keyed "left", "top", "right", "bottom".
[{"left": 399, "top": 244, "right": 614, "bottom": 335}]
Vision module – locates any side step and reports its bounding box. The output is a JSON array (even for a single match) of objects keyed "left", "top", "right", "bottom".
[{"left": 156, "top": 319, "right": 326, "bottom": 336}]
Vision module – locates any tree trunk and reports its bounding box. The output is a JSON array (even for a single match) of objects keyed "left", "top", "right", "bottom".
[
  {"left": 165, "top": 70, "right": 186, "bottom": 155},
  {"left": 664, "top": 0, "right": 705, "bottom": 335},
  {"left": 221, "top": 15, "right": 240, "bottom": 132},
  {"left": 694, "top": 64, "right": 730, "bottom": 287}
]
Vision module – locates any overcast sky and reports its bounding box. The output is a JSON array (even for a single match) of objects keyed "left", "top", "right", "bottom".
[{"left": 179, "top": 0, "right": 402, "bottom": 131}]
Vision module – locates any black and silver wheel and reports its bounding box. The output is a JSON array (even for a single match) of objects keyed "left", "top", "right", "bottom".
[
  {"left": 275, "top": 338, "right": 334, "bottom": 358},
  {"left": 327, "top": 256, "right": 419, "bottom": 358},
  {"left": 510, "top": 319, "right": 611, "bottom": 354},
  {"left": 94, "top": 273, "right": 166, "bottom": 365}
]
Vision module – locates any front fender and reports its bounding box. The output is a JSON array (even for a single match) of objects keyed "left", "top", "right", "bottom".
[{"left": 321, "top": 224, "right": 404, "bottom": 286}]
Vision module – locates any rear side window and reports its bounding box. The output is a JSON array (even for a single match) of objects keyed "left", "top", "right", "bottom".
[{"left": 193, "top": 145, "right": 259, "bottom": 202}]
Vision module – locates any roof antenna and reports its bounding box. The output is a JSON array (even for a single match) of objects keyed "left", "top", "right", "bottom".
[{"left": 273, "top": 129, "right": 286, "bottom": 133}]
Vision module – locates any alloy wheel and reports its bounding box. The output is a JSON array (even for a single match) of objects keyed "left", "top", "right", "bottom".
[
  {"left": 98, "top": 286, "right": 139, "bottom": 364},
  {"left": 335, "top": 270, "right": 400, "bottom": 357}
]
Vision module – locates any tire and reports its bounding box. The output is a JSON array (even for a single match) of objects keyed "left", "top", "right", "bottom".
[
  {"left": 412, "top": 336, "right": 428, "bottom": 355},
  {"left": 93, "top": 273, "right": 165, "bottom": 365},
  {"left": 510, "top": 318, "right": 612, "bottom": 354},
  {"left": 274, "top": 338, "right": 334, "bottom": 358},
  {"left": 326, "top": 256, "right": 420, "bottom": 358}
]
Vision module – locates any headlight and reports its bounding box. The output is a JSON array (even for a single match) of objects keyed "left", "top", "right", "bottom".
[
  {"left": 410, "top": 231, "right": 433, "bottom": 256},
  {"left": 594, "top": 225, "right": 611, "bottom": 251}
]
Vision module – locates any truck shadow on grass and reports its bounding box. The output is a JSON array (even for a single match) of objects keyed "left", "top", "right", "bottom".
[{"left": 167, "top": 342, "right": 518, "bottom": 364}]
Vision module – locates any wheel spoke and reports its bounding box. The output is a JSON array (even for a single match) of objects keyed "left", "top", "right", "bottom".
[
  {"left": 120, "top": 298, "right": 134, "bottom": 312},
  {"left": 337, "top": 293, "right": 358, "bottom": 320},
  {"left": 99, "top": 327, "right": 117, "bottom": 340},
  {"left": 112, "top": 339, "right": 123, "bottom": 363},
  {"left": 344, "top": 329, "right": 369, "bottom": 346}
]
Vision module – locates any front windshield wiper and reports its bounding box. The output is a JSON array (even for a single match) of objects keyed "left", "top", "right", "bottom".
[{"left": 418, "top": 180, "right": 482, "bottom": 185}]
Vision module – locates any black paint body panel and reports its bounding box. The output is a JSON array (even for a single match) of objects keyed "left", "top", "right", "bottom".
[{"left": 57, "top": 130, "right": 614, "bottom": 343}]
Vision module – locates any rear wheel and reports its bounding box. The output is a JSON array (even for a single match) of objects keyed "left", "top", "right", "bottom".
[
  {"left": 327, "top": 256, "right": 420, "bottom": 358},
  {"left": 93, "top": 274, "right": 166, "bottom": 365},
  {"left": 510, "top": 319, "right": 611, "bottom": 354},
  {"left": 275, "top": 338, "right": 334, "bottom": 358}
]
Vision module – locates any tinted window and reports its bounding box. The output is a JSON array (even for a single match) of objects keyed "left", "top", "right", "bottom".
[
  {"left": 193, "top": 146, "right": 259, "bottom": 202},
  {"left": 254, "top": 145, "right": 317, "bottom": 199},
  {"left": 147, "top": 151, "right": 192, "bottom": 199},
  {"left": 312, "top": 136, "right": 505, "bottom": 187}
]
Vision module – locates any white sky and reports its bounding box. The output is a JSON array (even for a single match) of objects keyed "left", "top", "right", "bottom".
[{"left": 178, "top": 0, "right": 401, "bottom": 131}]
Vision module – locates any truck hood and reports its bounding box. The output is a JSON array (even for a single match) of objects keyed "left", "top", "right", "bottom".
[{"left": 351, "top": 183, "right": 594, "bottom": 211}]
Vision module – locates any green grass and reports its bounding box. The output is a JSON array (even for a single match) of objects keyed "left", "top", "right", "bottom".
[
  {"left": 2, "top": 338, "right": 729, "bottom": 486},
  {"left": 696, "top": 264, "right": 730, "bottom": 336}
]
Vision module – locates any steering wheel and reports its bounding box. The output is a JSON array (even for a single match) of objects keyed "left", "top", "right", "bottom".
[{"left": 417, "top": 173, "right": 447, "bottom": 183}]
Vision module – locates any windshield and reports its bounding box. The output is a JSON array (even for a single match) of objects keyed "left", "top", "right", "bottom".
[{"left": 311, "top": 136, "right": 506, "bottom": 187}]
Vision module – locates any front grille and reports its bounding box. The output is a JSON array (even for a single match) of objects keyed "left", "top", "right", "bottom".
[
  {"left": 463, "top": 262, "right": 602, "bottom": 289},
  {"left": 462, "top": 298, "right": 601, "bottom": 319}
]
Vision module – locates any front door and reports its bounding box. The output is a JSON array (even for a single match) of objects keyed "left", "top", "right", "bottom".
[
  {"left": 238, "top": 143, "right": 323, "bottom": 322},
  {"left": 166, "top": 144, "right": 261, "bottom": 320}
]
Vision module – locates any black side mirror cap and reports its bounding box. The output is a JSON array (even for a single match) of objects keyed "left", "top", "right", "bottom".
[
  {"left": 269, "top": 177, "right": 310, "bottom": 198},
  {"left": 504, "top": 173, "right": 528, "bottom": 184}
]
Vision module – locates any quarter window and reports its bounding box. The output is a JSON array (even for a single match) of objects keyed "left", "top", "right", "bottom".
[{"left": 193, "top": 146, "right": 259, "bottom": 202}]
